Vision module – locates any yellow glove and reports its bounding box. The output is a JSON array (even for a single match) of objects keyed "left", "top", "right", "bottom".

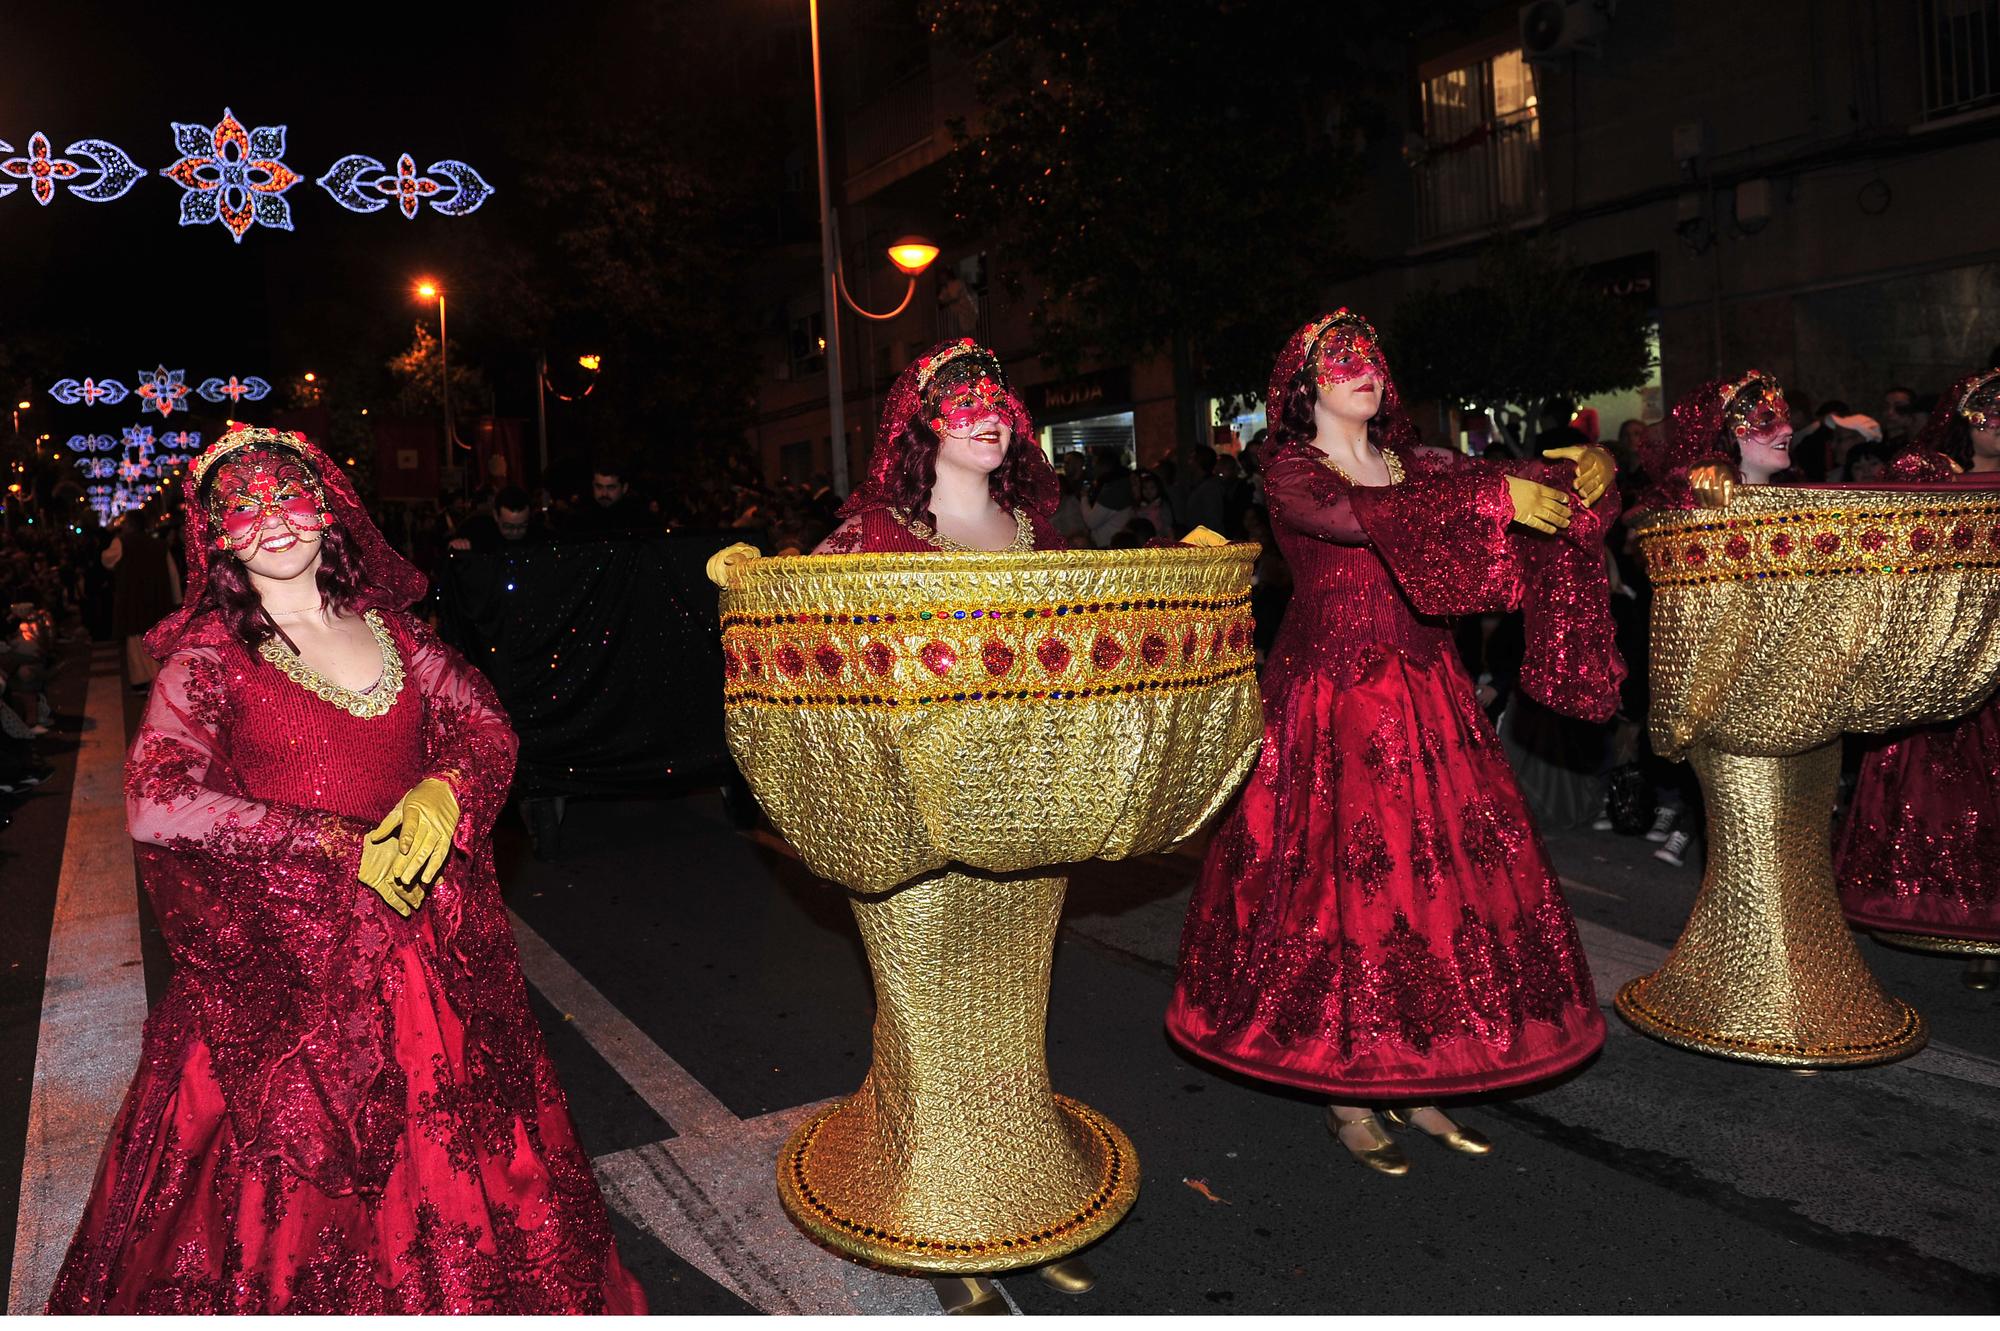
[
  {"left": 1179, "top": 526, "right": 1230, "bottom": 547},
  {"left": 1506, "top": 473, "right": 1573, "bottom": 534},
  {"left": 1687, "top": 462, "right": 1737, "bottom": 508},
  {"left": 359, "top": 834, "right": 426, "bottom": 917},
  {"left": 706, "top": 542, "right": 762, "bottom": 588},
  {"left": 1541, "top": 444, "right": 1615, "bottom": 508},
  {"left": 368, "top": 777, "right": 461, "bottom": 888}
]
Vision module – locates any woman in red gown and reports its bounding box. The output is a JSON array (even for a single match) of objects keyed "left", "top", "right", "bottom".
[
  {"left": 1168, "top": 311, "right": 1619, "bottom": 1174},
  {"left": 816, "top": 338, "right": 1066, "bottom": 556},
  {"left": 1837, "top": 370, "right": 2000, "bottom": 989},
  {"left": 50, "top": 429, "right": 645, "bottom": 1314}
]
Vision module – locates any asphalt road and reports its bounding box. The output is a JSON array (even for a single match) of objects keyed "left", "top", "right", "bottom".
[{"left": 3, "top": 663, "right": 1996, "bottom": 1314}]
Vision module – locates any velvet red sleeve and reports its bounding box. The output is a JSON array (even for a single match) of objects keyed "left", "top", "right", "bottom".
[
  {"left": 400, "top": 616, "right": 520, "bottom": 850},
  {"left": 1262, "top": 448, "right": 1373, "bottom": 544}
]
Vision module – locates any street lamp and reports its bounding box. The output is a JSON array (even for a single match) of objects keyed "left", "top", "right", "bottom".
[
  {"left": 807, "top": 0, "right": 941, "bottom": 495},
  {"left": 413, "top": 277, "right": 466, "bottom": 477}
]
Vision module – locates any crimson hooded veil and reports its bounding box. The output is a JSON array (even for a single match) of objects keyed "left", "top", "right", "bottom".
[
  {"left": 1166, "top": 311, "right": 1614, "bottom": 1098},
  {"left": 49, "top": 429, "right": 645, "bottom": 1314},
  {"left": 1837, "top": 369, "right": 2000, "bottom": 946}
]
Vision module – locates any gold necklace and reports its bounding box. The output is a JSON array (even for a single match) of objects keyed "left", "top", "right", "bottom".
[
  {"left": 1315, "top": 446, "right": 1404, "bottom": 487},
  {"left": 258, "top": 607, "right": 407, "bottom": 719},
  {"left": 891, "top": 505, "right": 1034, "bottom": 552}
]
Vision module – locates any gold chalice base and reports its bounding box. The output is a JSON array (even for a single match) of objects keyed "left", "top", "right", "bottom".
[
  {"left": 1868, "top": 930, "right": 2000, "bottom": 959},
  {"left": 777, "top": 1092, "right": 1140, "bottom": 1274},
  {"left": 1614, "top": 977, "right": 1926, "bottom": 1068}
]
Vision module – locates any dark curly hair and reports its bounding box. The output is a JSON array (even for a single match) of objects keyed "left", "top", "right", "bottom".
[
  {"left": 872, "top": 418, "right": 1051, "bottom": 528},
  {"left": 194, "top": 466, "right": 368, "bottom": 650}
]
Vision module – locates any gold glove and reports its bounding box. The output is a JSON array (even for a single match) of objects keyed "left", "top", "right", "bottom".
[
  {"left": 1541, "top": 444, "right": 1614, "bottom": 508},
  {"left": 1687, "top": 463, "right": 1737, "bottom": 508},
  {"left": 359, "top": 833, "right": 425, "bottom": 917},
  {"left": 369, "top": 777, "right": 461, "bottom": 888},
  {"left": 706, "top": 542, "right": 762, "bottom": 588},
  {"left": 1179, "top": 526, "right": 1230, "bottom": 547},
  {"left": 1506, "top": 473, "right": 1573, "bottom": 535}
]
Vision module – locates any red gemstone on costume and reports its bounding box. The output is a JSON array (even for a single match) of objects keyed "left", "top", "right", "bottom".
[
  {"left": 982, "top": 640, "right": 1016, "bottom": 676},
  {"left": 1182, "top": 627, "right": 1199, "bottom": 660},
  {"left": 1226, "top": 620, "right": 1250, "bottom": 653},
  {"left": 1684, "top": 543, "right": 1708, "bottom": 565},
  {"left": 861, "top": 641, "right": 894, "bottom": 676},
  {"left": 1725, "top": 535, "right": 1751, "bottom": 561},
  {"left": 1037, "top": 636, "right": 1073, "bottom": 673},
  {"left": 814, "top": 644, "right": 845, "bottom": 677},
  {"left": 1092, "top": 634, "right": 1125, "bottom": 670},
  {"left": 919, "top": 640, "right": 958, "bottom": 677},
  {"left": 777, "top": 643, "right": 807, "bottom": 678},
  {"left": 1769, "top": 533, "right": 1792, "bottom": 557},
  {"left": 1861, "top": 528, "right": 1888, "bottom": 552},
  {"left": 722, "top": 650, "right": 742, "bottom": 681},
  {"left": 1140, "top": 633, "right": 1170, "bottom": 666},
  {"left": 1951, "top": 525, "right": 1975, "bottom": 551},
  {"left": 744, "top": 646, "right": 763, "bottom": 676},
  {"left": 1813, "top": 531, "right": 1841, "bottom": 555},
  {"left": 1911, "top": 527, "right": 1936, "bottom": 552}
]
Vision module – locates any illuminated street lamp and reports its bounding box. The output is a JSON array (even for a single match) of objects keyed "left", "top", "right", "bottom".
[
  {"left": 413, "top": 277, "right": 466, "bottom": 475},
  {"left": 578, "top": 353, "right": 602, "bottom": 372}
]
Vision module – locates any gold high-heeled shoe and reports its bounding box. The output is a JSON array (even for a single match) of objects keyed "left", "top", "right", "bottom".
[
  {"left": 1382, "top": 1107, "right": 1493, "bottom": 1156},
  {"left": 933, "top": 1276, "right": 1008, "bottom": 1315},
  {"left": 1327, "top": 1108, "right": 1409, "bottom": 1175},
  {"left": 1037, "top": 1257, "right": 1097, "bottom": 1294}
]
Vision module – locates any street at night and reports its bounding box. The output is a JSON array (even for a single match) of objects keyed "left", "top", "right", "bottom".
[{"left": 5, "top": 0, "right": 2000, "bottom": 1320}]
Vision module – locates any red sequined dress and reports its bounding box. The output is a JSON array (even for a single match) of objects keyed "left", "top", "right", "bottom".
[
  {"left": 49, "top": 438, "right": 644, "bottom": 1314},
  {"left": 1167, "top": 438, "right": 1619, "bottom": 1098},
  {"left": 1836, "top": 432, "right": 2000, "bottom": 946}
]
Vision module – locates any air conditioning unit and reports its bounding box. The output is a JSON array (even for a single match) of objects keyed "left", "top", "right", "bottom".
[{"left": 1520, "top": 0, "right": 1615, "bottom": 62}]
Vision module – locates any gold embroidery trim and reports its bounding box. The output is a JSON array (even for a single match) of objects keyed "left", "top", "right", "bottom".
[
  {"left": 889, "top": 505, "right": 1034, "bottom": 553},
  {"left": 1315, "top": 447, "right": 1405, "bottom": 487},
  {"left": 258, "top": 607, "right": 407, "bottom": 719}
]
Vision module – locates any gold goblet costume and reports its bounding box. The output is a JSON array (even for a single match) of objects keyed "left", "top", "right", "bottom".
[
  {"left": 715, "top": 543, "right": 1262, "bottom": 1271},
  {"left": 1619, "top": 483, "right": 2000, "bottom": 1066}
]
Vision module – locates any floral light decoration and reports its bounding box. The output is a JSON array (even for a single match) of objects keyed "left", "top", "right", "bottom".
[
  {"left": 316, "top": 152, "right": 494, "bottom": 217},
  {"left": 196, "top": 375, "right": 273, "bottom": 404},
  {"left": 0, "top": 133, "right": 143, "bottom": 204},
  {"left": 49, "top": 377, "right": 131, "bottom": 406},
  {"left": 160, "top": 108, "right": 302, "bottom": 242},
  {"left": 133, "top": 366, "right": 191, "bottom": 417}
]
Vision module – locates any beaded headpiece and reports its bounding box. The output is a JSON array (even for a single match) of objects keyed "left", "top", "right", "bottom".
[
  {"left": 190, "top": 426, "right": 311, "bottom": 489},
  {"left": 1719, "top": 370, "right": 1788, "bottom": 440},
  {"left": 1956, "top": 368, "right": 2000, "bottom": 429}
]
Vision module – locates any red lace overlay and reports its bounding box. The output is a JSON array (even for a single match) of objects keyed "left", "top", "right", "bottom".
[
  {"left": 1167, "top": 441, "right": 1605, "bottom": 1098},
  {"left": 49, "top": 610, "right": 643, "bottom": 1314},
  {"left": 1837, "top": 689, "right": 2000, "bottom": 944}
]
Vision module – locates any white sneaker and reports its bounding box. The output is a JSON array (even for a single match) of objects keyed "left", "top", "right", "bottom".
[
  {"left": 1645, "top": 807, "right": 1679, "bottom": 843},
  {"left": 1654, "top": 829, "right": 1692, "bottom": 867},
  {"left": 1590, "top": 795, "right": 1614, "bottom": 832}
]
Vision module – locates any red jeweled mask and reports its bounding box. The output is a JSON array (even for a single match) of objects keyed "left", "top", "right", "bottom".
[
  {"left": 207, "top": 447, "right": 330, "bottom": 551},
  {"left": 1959, "top": 370, "right": 2000, "bottom": 430},
  {"left": 1723, "top": 373, "right": 1788, "bottom": 441},
  {"left": 1314, "top": 321, "right": 1385, "bottom": 390},
  {"left": 929, "top": 374, "right": 1012, "bottom": 435}
]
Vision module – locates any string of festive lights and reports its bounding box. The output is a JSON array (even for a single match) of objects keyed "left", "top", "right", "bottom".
[
  {"left": 5, "top": 116, "right": 492, "bottom": 233},
  {"left": 317, "top": 153, "right": 493, "bottom": 217},
  {"left": 133, "top": 366, "right": 191, "bottom": 417}
]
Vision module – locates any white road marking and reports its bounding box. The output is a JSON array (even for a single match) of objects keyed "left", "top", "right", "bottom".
[{"left": 7, "top": 653, "right": 146, "bottom": 1316}]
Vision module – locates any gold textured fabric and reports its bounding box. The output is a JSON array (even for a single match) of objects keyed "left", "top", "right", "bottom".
[
  {"left": 721, "top": 545, "right": 1263, "bottom": 1271},
  {"left": 1620, "top": 487, "right": 2000, "bottom": 1066}
]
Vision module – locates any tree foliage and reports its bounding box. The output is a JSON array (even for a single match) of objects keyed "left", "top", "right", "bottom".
[
  {"left": 924, "top": 0, "right": 1383, "bottom": 425},
  {"left": 1387, "top": 238, "right": 1654, "bottom": 445}
]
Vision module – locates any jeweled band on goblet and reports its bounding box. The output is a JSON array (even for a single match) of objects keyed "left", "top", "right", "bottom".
[
  {"left": 718, "top": 545, "right": 1263, "bottom": 1271},
  {"left": 1618, "top": 487, "right": 2000, "bottom": 1067}
]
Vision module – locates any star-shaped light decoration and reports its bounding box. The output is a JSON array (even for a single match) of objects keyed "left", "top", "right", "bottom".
[{"left": 160, "top": 108, "right": 301, "bottom": 242}]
